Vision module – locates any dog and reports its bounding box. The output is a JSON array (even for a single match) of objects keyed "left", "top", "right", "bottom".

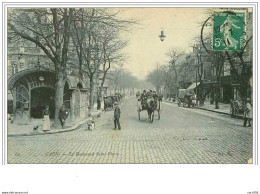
[
  {"left": 33, "top": 125, "right": 39, "bottom": 132},
  {"left": 86, "top": 120, "right": 95, "bottom": 131}
]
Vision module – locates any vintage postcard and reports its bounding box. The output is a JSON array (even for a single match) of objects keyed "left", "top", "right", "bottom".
[{"left": 3, "top": 5, "right": 256, "bottom": 166}]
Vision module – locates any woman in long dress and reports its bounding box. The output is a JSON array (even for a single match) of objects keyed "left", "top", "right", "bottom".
[{"left": 42, "top": 105, "right": 51, "bottom": 132}]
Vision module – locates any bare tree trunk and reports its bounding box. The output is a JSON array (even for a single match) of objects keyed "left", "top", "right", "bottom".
[
  {"left": 226, "top": 52, "right": 251, "bottom": 104},
  {"left": 100, "top": 70, "right": 107, "bottom": 89},
  {"left": 238, "top": 53, "right": 248, "bottom": 103},
  {"left": 89, "top": 76, "right": 95, "bottom": 111},
  {"left": 54, "top": 71, "right": 65, "bottom": 127}
]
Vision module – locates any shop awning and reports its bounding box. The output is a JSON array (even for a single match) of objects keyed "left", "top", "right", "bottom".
[{"left": 187, "top": 82, "right": 200, "bottom": 90}]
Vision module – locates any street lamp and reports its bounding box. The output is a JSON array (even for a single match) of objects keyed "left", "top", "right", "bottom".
[{"left": 159, "top": 29, "right": 166, "bottom": 42}]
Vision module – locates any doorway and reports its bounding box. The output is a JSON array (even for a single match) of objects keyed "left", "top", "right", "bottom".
[{"left": 31, "top": 87, "right": 55, "bottom": 119}]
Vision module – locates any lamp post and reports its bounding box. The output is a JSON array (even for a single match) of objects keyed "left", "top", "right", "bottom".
[{"left": 159, "top": 29, "right": 166, "bottom": 42}]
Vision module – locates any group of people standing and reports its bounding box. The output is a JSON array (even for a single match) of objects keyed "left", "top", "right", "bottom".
[{"left": 41, "top": 104, "right": 69, "bottom": 132}]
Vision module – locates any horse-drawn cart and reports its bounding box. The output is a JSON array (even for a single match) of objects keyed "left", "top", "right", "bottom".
[
  {"left": 230, "top": 99, "right": 244, "bottom": 118},
  {"left": 178, "top": 89, "right": 196, "bottom": 108},
  {"left": 137, "top": 96, "right": 161, "bottom": 123}
]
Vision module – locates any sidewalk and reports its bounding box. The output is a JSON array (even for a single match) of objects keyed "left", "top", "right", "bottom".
[
  {"left": 8, "top": 109, "right": 103, "bottom": 137},
  {"left": 197, "top": 101, "right": 230, "bottom": 115},
  {"left": 7, "top": 96, "right": 131, "bottom": 137},
  {"left": 197, "top": 101, "right": 243, "bottom": 118},
  {"left": 163, "top": 99, "right": 243, "bottom": 119}
]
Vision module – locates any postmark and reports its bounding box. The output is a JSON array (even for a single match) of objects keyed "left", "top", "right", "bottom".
[{"left": 212, "top": 9, "right": 247, "bottom": 51}]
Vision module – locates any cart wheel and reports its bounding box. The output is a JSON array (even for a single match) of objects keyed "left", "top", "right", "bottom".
[{"left": 158, "top": 110, "right": 160, "bottom": 120}]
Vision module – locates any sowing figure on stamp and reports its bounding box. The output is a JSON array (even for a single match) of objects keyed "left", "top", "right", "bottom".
[{"left": 220, "top": 15, "right": 241, "bottom": 49}]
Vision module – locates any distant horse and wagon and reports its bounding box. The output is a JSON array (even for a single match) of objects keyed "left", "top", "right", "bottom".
[
  {"left": 136, "top": 91, "right": 161, "bottom": 123},
  {"left": 103, "top": 93, "right": 123, "bottom": 111}
]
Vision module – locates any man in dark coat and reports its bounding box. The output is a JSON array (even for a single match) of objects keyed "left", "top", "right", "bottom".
[
  {"left": 114, "top": 102, "right": 121, "bottom": 130},
  {"left": 59, "top": 104, "right": 69, "bottom": 128}
]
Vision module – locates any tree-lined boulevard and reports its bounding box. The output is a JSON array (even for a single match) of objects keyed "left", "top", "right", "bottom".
[{"left": 8, "top": 97, "right": 252, "bottom": 164}]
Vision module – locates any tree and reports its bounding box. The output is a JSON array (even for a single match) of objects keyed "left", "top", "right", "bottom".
[
  {"left": 146, "top": 63, "right": 165, "bottom": 93},
  {"left": 201, "top": 12, "right": 252, "bottom": 108},
  {"left": 166, "top": 48, "right": 184, "bottom": 101},
  {"left": 118, "top": 71, "right": 138, "bottom": 96},
  {"left": 100, "top": 26, "right": 128, "bottom": 94},
  {"left": 225, "top": 13, "right": 253, "bottom": 103},
  {"left": 71, "top": 8, "right": 134, "bottom": 110},
  {"left": 8, "top": 8, "right": 74, "bottom": 126},
  {"left": 108, "top": 64, "right": 124, "bottom": 93},
  {"left": 191, "top": 40, "right": 208, "bottom": 104},
  {"left": 201, "top": 17, "right": 226, "bottom": 109}
]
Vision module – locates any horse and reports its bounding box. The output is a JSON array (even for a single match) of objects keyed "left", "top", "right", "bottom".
[{"left": 146, "top": 98, "right": 157, "bottom": 122}]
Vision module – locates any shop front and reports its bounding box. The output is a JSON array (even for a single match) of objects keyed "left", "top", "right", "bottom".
[{"left": 8, "top": 70, "right": 89, "bottom": 124}]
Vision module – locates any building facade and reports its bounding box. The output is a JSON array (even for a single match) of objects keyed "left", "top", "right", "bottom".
[{"left": 7, "top": 41, "right": 89, "bottom": 124}]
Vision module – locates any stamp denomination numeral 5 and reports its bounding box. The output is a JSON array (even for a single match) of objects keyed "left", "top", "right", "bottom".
[{"left": 214, "top": 38, "right": 221, "bottom": 47}]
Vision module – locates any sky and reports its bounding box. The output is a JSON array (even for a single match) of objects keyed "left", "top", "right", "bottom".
[{"left": 115, "top": 8, "right": 209, "bottom": 80}]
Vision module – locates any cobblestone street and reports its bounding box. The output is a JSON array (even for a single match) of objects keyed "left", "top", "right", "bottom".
[{"left": 7, "top": 97, "right": 253, "bottom": 164}]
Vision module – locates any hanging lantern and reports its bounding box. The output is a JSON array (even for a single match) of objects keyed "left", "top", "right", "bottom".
[{"left": 159, "top": 29, "right": 166, "bottom": 41}]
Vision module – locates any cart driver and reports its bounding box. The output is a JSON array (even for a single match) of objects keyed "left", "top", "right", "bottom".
[
  {"left": 153, "top": 91, "right": 158, "bottom": 100},
  {"left": 141, "top": 90, "right": 147, "bottom": 100},
  {"left": 141, "top": 90, "right": 147, "bottom": 109}
]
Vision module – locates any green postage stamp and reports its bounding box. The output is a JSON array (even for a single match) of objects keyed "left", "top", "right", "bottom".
[{"left": 212, "top": 9, "right": 247, "bottom": 51}]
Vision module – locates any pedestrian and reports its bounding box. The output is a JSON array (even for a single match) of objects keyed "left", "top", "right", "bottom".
[
  {"left": 59, "top": 104, "right": 69, "bottom": 128},
  {"left": 114, "top": 101, "right": 121, "bottom": 130},
  {"left": 42, "top": 105, "right": 50, "bottom": 132},
  {"left": 243, "top": 98, "right": 252, "bottom": 127}
]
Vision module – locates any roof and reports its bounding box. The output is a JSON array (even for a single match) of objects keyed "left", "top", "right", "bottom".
[
  {"left": 8, "top": 70, "right": 88, "bottom": 91},
  {"left": 66, "top": 75, "right": 88, "bottom": 90},
  {"left": 8, "top": 69, "right": 55, "bottom": 90},
  {"left": 187, "top": 82, "right": 200, "bottom": 90}
]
